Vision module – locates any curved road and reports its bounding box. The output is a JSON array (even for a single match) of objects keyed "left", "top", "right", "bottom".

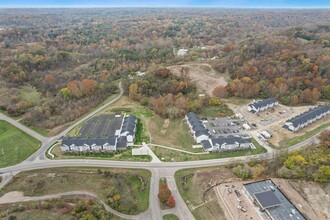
[
  {"left": 0, "top": 81, "right": 328, "bottom": 220},
  {"left": 17, "top": 81, "right": 123, "bottom": 162}
]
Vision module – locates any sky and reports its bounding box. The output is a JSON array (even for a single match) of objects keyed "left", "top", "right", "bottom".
[{"left": 1, "top": 0, "right": 330, "bottom": 8}]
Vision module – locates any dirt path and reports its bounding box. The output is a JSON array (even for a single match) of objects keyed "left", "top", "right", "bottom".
[
  {"left": 288, "top": 180, "right": 330, "bottom": 220},
  {"left": 168, "top": 63, "right": 228, "bottom": 96}
]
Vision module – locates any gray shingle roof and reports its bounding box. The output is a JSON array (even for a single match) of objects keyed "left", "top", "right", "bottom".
[
  {"left": 186, "top": 112, "right": 210, "bottom": 137},
  {"left": 248, "top": 98, "right": 278, "bottom": 109},
  {"left": 211, "top": 136, "right": 252, "bottom": 146},
  {"left": 187, "top": 112, "right": 200, "bottom": 122},
  {"left": 201, "top": 140, "right": 213, "bottom": 150},
  {"left": 201, "top": 136, "right": 252, "bottom": 151},
  {"left": 192, "top": 123, "right": 206, "bottom": 131},
  {"left": 116, "top": 136, "right": 128, "bottom": 149},
  {"left": 286, "top": 105, "right": 330, "bottom": 127},
  {"left": 195, "top": 130, "right": 210, "bottom": 137},
  {"left": 121, "top": 115, "right": 137, "bottom": 135},
  {"left": 62, "top": 136, "right": 117, "bottom": 147}
]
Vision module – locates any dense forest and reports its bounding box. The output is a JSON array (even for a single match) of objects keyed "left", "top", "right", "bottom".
[{"left": 0, "top": 8, "right": 329, "bottom": 129}]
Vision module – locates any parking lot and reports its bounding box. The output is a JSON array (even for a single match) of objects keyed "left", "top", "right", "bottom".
[
  {"left": 79, "top": 114, "right": 123, "bottom": 136},
  {"left": 203, "top": 117, "right": 248, "bottom": 138}
]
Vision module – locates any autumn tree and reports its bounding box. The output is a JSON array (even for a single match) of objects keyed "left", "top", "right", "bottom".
[
  {"left": 153, "top": 67, "right": 172, "bottom": 79},
  {"left": 67, "top": 81, "right": 82, "bottom": 98},
  {"left": 4, "top": 63, "right": 27, "bottom": 84},
  {"left": 251, "top": 164, "right": 265, "bottom": 178},
  {"left": 158, "top": 183, "right": 171, "bottom": 204},
  {"left": 232, "top": 164, "right": 252, "bottom": 180},
  {"left": 229, "top": 77, "right": 260, "bottom": 98},
  {"left": 81, "top": 79, "right": 97, "bottom": 95},
  {"left": 212, "top": 85, "right": 228, "bottom": 98},
  {"left": 166, "top": 195, "right": 176, "bottom": 208},
  {"left": 129, "top": 83, "right": 140, "bottom": 101},
  {"left": 322, "top": 85, "right": 330, "bottom": 99},
  {"left": 284, "top": 153, "right": 307, "bottom": 170},
  {"left": 313, "top": 165, "right": 330, "bottom": 183}
]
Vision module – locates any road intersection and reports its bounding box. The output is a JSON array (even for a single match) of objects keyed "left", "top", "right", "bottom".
[{"left": 0, "top": 82, "right": 328, "bottom": 220}]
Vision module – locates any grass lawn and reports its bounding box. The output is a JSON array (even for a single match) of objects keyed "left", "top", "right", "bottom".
[
  {"left": 149, "top": 116, "right": 198, "bottom": 152},
  {"left": 102, "top": 96, "right": 152, "bottom": 143},
  {"left": 163, "top": 214, "right": 180, "bottom": 220},
  {"left": 0, "top": 167, "right": 151, "bottom": 215},
  {"left": 151, "top": 138, "right": 266, "bottom": 162},
  {"left": 199, "top": 105, "right": 234, "bottom": 118},
  {"left": 174, "top": 167, "right": 230, "bottom": 220},
  {"left": 51, "top": 144, "right": 152, "bottom": 162},
  {"left": 0, "top": 198, "right": 124, "bottom": 220},
  {"left": 284, "top": 123, "right": 330, "bottom": 147},
  {"left": 27, "top": 125, "right": 49, "bottom": 137},
  {"left": 19, "top": 86, "right": 41, "bottom": 105},
  {"left": 0, "top": 120, "right": 41, "bottom": 168},
  {"left": 66, "top": 121, "right": 85, "bottom": 137}
]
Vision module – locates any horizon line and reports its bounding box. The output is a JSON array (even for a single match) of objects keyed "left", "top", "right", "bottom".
[{"left": 1, "top": 6, "right": 330, "bottom": 9}]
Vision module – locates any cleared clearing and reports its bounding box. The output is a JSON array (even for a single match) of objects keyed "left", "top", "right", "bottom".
[{"left": 168, "top": 63, "right": 228, "bottom": 96}]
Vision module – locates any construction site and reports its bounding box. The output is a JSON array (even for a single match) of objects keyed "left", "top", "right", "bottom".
[{"left": 215, "top": 179, "right": 320, "bottom": 220}]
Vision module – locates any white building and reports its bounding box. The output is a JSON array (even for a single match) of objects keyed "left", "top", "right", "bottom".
[
  {"left": 248, "top": 98, "right": 279, "bottom": 114},
  {"left": 186, "top": 112, "right": 210, "bottom": 144},
  {"left": 202, "top": 136, "right": 254, "bottom": 152},
  {"left": 120, "top": 115, "right": 137, "bottom": 146},
  {"left": 284, "top": 105, "right": 330, "bottom": 132},
  {"left": 177, "top": 49, "right": 189, "bottom": 56}
]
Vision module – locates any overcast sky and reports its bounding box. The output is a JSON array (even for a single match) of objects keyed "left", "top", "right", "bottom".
[{"left": 1, "top": 0, "right": 330, "bottom": 8}]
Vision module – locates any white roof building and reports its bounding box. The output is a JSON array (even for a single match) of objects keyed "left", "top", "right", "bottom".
[{"left": 177, "top": 49, "right": 189, "bottom": 56}]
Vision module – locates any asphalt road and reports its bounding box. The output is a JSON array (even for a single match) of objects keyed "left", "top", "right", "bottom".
[{"left": 0, "top": 81, "right": 328, "bottom": 220}]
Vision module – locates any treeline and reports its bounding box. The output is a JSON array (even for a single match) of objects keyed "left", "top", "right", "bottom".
[
  {"left": 124, "top": 67, "right": 218, "bottom": 119},
  {"left": 230, "top": 130, "right": 330, "bottom": 183},
  {"left": 213, "top": 31, "right": 330, "bottom": 104},
  {"left": 0, "top": 9, "right": 330, "bottom": 129}
]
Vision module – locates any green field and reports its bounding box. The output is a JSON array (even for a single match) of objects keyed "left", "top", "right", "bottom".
[
  {"left": 102, "top": 96, "right": 152, "bottom": 143},
  {"left": 163, "top": 214, "right": 180, "bottom": 220},
  {"left": 0, "top": 167, "right": 150, "bottom": 215},
  {"left": 149, "top": 116, "right": 197, "bottom": 152},
  {"left": 175, "top": 167, "right": 229, "bottom": 220},
  {"left": 0, "top": 120, "right": 41, "bottom": 168},
  {"left": 19, "top": 86, "right": 41, "bottom": 105},
  {"left": 199, "top": 105, "right": 234, "bottom": 118}
]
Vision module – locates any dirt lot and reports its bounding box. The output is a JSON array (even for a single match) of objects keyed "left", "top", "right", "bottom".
[
  {"left": 175, "top": 167, "right": 239, "bottom": 220},
  {"left": 215, "top": 183, "right": 268, "bottom": 220},
  {"left": 269, "top": 115, "right": 330, "bottom": 147},
  {"left": 288, "top": 179, "right": 330, "bottom": 220},
  {"left": 168, "top": 63, "right": 228, "bottom": 96},
  {"left": 235, "top": 103, "right": 330, "bottom": 147},
  {"left": 215, "top": 178, "right": 320, "bottom": 220},
  {"left": 238, "top": 104, "right": 310, "bottom": 129}
]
